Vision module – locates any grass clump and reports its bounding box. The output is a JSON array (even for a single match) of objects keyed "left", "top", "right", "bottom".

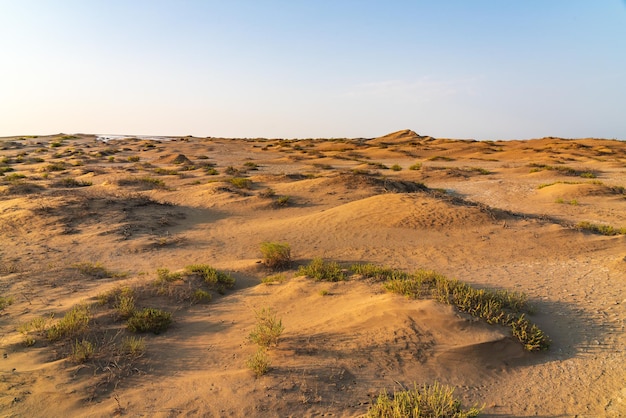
[
  {"left": 54, "top": 178, "right": 93, "bottom": 187},
  {"left": 367, "top": 382, "right": 482, "bottom": 418},
  {"left": 409, "top": 162, "right": 422, "bottom": 170},
  {"left": 261, "top": 274, "right": 286, "bottom": 285},
  {"left": 249, "top": 307, "right": 284, "bottom": 347},
  {"left": 185, "top": 264, "right": 235, "bottom": 291},
  {"left": 47, "top": 305, "right": 91, "bottom": 341},
  {"left": 576, "top": 221, "right": 626, "bottom": 236},
  {"left": 390, "top": 164, "right": 402, "bottom": 171},
  {"left": 260, "top": 242, "right": 292, "bottom": 270},
  {"left": 273, "top": 195, "right": 291, "bottom": 207},
  {"left": 228, "top": 177, "right": 252, "bottom": 189},
  {"left": 71, "top": 339, "right": 95, "bottom": 363},
  {"left": 192, "top": 289, "right": 212, "bottom": 303},
  {"left": 298, "top": 258, "right": 346, "bottom": 281},
  {"left": 72, "top": 261, "right": 123, "bottom": 279},
  {"left": 121, "top": 336, "right": 146, "bottom": 357},
  {"left": 0, "top": 296, "right": 14, "bottom": 310},
  {"left": 127, "top": 308, "right": 172, "bottom": 334},
  {"left": 246, "top": 348, "right": 270, "bottom": 377}
]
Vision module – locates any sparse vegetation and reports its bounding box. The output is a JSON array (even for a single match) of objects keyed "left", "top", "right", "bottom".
[
  {"left": 260, "top": 242, "right": 292, "bottom": 270},
  {"left": 246, "top": 348, "right": 270, "bottom": 377},
  {"left": 391, "top": 164, "right": 402, "bottom": 171},
  {"left": 261, "top": 274, "right": 286, "bottom": 285},
  {"left": 298, "top": 258, "right": 346, "bottom": 282},
  {"left": 127, "top": 308, "right": 172, "bottom": 334},
  {"left": 249, "top": 307, "right": 284, "bottom": 347},
  {"left": 409, "top": 162, "right": 422, "bottom": 170},
  {"left": 185, "top": 264, "right": 236, "bottom": 291},
  {"left": 121, "top": 336, "right": 146, "bottom": 357},
  {"left": 47, "top": 305, "right": 91, "bottom": 341},
  {"left": 0, "top": 296, "right": 14, "bottom": 310},
  {"left": 576, "top": 221, "right": 626, "bottom": 236},
  {"left": 229, "top": 177, "right": 252, "bottom": 189},
  {"left": 367, "top": 382, "right": 482, "bottom": 418},
  {"left": 71, "top": 339, "right": 95, "bottom": 363},
  {"left": 72, "top": 262, "right": 124, "bottom": 279}
]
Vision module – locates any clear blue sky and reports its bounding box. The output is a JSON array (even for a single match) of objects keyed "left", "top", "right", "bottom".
[{"left": 1, "top": 1, "right": 625, "bottom": 140}]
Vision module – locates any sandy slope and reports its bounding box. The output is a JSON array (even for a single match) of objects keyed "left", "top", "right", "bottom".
[{"left": 1, "top": 131, "right": 625, "bottom": 417}]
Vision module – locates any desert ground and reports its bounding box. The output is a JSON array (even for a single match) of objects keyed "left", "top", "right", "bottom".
[{"left": 1, "top": 130, "right": 625, "bottom": 417}]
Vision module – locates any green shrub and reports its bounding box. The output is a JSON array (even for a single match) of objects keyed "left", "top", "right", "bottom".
[
  {"left": 259, "top": 242, "right": 292, "bottom": 270},
  {"left": 367, "top": 382, "right": 481, "bottom": 418},
  {"left": 71, "top": 339, "right": 95, "bottom": 363},
  {"left": 298, "top": 258, "right": 345, "bottom": 281},
  {"left": 185, "top": 264, "right": 236, "bottom": 290},
  {"left": 261, "top": 274, "right": 286, "bottom": 285},
  {"left": 72, "top": 262, "right": 121, "bottom": 278},
  {"left": 121, "top": 336, "right": 146, "bottom": 357},
  {"left": 47, "top": 305, "right": 90, "bottom": 341},
  {"left": 274, "top": 196, "right": 291, "bottom": 207},
  {"left": 576, "top": 221, "right": 626, "bottom": 236},
  {"left": 127, "top": 308, "right": 172, "bottom": 334},
  {"left": 390, "top": 164, "right": 402, "bottom": 171},
  {"left": 409, "top": 162, "right": 422, "bottom": 170},
  {"left": 249, "top": 307, "right": 284, "bottom": 347},
  {"left": 0, "top": 296, "right": 14, "bottom": 310},
  {"left": 229, "top": 177, "right": 252, "bottom": 189},
  {"left": 246, "top": 348, "right": 270, "bottom": 377},
  {"left": 192, "top": 289, "right": 212, "bottom": 303}
]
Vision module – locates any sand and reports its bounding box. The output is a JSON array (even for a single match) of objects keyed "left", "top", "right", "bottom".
[{"left": 1, "top": 131, "right": 625, "bottom": 417}]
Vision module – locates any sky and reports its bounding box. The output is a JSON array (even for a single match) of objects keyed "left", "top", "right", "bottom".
[{"left": 1, "top": 1, "right": 625, "bottom": 140}]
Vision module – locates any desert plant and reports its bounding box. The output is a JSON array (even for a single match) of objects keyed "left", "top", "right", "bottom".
[
  {"left": 367, "top": 382, "right": 482, "bottom": 418},
  {"left": 115, "top": 293, "right": 136, "bottom": 319},
  {"left": 576, "top": 221, "right": 626, "bottom": 236},
  {"left": 72, "top": 262, "right": 122, "bottom": 278},
  {"left": 127, "top": 308, "right": 172, "bottom": 334},
  {"left": 273, "top": 195, "right": 291, "bottom": 207},
  {"left": 229, "top": 177, "right": 252, "bottom": 189},
  {"left": 121, "top": 336, "right": 146, "bottom": 357},
  {"left": 409, "top": 162, "right": 422, "bottom": 170},
  {"left": 246, "top": 348, "right": 270, "bottom": 377},
  {"left": 261, "top": 274, "right": 285, "bottom": 285},
  {"left": 298, "top": 258, "right": 345, "bottom": 281},
  {"left": 0, "top": 296, "right": 14, "bottom": 310},
  {"left": 185, "top": 264, "right": 235, "bottom": 291},
  {"left": 260, "top": 242, "right": 292, "bottom": 270},
  {"left": 391, "top": 164, "right": 402, "bottom": 171},
  {"left": 71, "top": 339, "right": 95, "bottom": 363},
  {"left": 192, "top": 289, "right": 212, "bottom": 303},
  {"left": 249, "top": 307, "right": 284, "bottom": 347},
  {"left": 47, "top": 305, "right": 91, "bottom": 341}
]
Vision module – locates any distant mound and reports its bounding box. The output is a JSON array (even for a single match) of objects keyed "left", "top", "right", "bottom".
[
  {"left": 370, "top": 129, "right": 423, "bottom": 145},
  {"left": 158, "top": 153, "right": 193, "bottom": 165}
]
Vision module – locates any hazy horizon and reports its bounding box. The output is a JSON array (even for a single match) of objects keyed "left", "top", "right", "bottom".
[{"left": 2, "top": 1, "right": 625, "bottom": 140}]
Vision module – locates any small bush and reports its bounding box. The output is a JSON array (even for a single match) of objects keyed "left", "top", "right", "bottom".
[
  {"left": 258, "top": 188, "right": 276, "bottom": 198},
  {"left": 127, "top": 308, "right": 172, "bottom": 334},
  {"left": 576, "top": 221, "right": 626, "bottom": 236},
  {"left": 390, "top": 164, "right": 402, "bottom": 171},
  {"left": 249, "top": 307, "right": 284, "bottom": 347},
  {"left": 71, "top": 339, "right": 95, "bottom": 363},
  {"left": 260, "top": 242, "right": 292, "bottom": 270},
  {"left": 409, "top": 162, "right": 422, "bottom": 170},
  {"left": 298, "top": 258, "right": 345, "bottom": 282},
  {"left": 115, "top": 293, "right": 136, "bottom": 319},
  {"left": 54, "top": 178, "right": 92, "bottom": 187},
  {"left": 185, "top": 264, "right": 235, "bottom": 290},
  {"left": 273, "top": 196, "right": 291, "bottom": 207},
  {"left": 261, "top": 274, "right": 285, "bottom": 285},
  {"left": 72, "top": 262, "right": 121, "bottom": 278},
  {"left": 367, "top": 382, "right": 482, "bottom": 418},
  {"left": 246, "top": 348, "right": 270, "bottom": 377},
  {"left": 0, "top": 296, "right": 14, "bottom": 310},
  {"left": 229, "top": 177, "right": 252, "bottom": 189},
  {"left": 192, "top": 289, "right": 212, "bottom": 303},
  {"left": 121, "top": 336, "right": 146, "bottom": 357},
  {"left": 47, "top": 305, "right": 91, "bottom": 341}
]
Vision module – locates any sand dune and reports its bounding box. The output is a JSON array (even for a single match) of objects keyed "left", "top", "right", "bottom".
[{"left": 1, "top": 132, "right": 625, "bottom": 416}]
